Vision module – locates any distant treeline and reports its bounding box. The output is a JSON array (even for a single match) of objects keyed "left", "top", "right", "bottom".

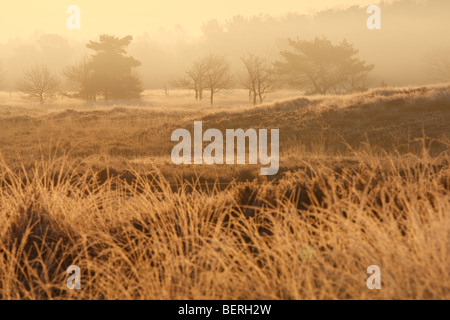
[{"left": 0, "top": 0, "right": 449, "bottom": 92}]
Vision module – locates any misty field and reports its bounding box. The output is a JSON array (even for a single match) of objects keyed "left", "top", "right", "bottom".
[{"left": 0, "top": 85, "right": 448, "bottom": 299}]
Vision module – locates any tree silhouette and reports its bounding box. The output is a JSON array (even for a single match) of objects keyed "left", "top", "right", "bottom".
[
  {"left": 203, "top": 54, "right": 233, "bottom": 105},
  {"left": 275, "top": 37, "right": 373, "bottom": 94},
  {"left": 241, "top": 53, "right": 275, "bottom": 105},
  {"left": 172, "top": 56, "right": 209, "bottom": 100},
  {"left": 173, "top": 54, "right": 233, "bottom": 105},
  {"left": 74, "top": 35, "right": 143, "bottom": 101},
  {"left": 17, "top": 65, "right": 60, "bottom": 104},
  {"left": 64, "top": 56, "right": 97, "bottom": 102}
]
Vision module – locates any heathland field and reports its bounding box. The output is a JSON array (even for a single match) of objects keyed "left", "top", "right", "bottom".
[{"left": 0, "top": 85, "right": 448, "bottom": 299}]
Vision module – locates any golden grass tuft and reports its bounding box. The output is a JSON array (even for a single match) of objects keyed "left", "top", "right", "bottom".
[{"left": 0, "top": 145, "right": 447, "bottom": 299}]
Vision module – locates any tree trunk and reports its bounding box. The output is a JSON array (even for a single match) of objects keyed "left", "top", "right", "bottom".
[{"left": 257, "top": 83, "right": 263, "bottom": 104}]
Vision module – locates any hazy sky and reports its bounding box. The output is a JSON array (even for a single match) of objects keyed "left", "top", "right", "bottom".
[{"left": 1, "top": 0, "right": 394, "bottom": 40}]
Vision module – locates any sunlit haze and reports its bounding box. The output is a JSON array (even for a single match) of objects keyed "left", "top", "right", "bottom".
[
  {"left": 0, "top": 0, "right": 448, "bottom": 302},
  {"left": 1, "top": 0, "right": 395, "bottom": 39}
]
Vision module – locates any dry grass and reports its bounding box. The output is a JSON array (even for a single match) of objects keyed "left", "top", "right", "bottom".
[{"left": 0, "top": 85, "right": 448, "bottom": 299}]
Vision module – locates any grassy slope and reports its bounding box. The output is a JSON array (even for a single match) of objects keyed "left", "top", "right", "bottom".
[
  {"left": 1, "top": 84, "right": 449, "bottom": 162},
  {"left": 0, "top": 85, "right": 448, "bottom": 299}
]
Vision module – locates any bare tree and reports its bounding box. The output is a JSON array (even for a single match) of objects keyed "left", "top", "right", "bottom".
[
  {"left": 64, "top": 56, "right": 96, "bottom": 102},
  {"left": 241, "top": 53, "right": 275, "bottom": 105},
  {"left": 171, "top": 76, "right": 196, "bottom": 98},
  {"left": 203, "top": 54, "right": 233, "bottom": 105},
  {"left": 18, "top": 65, "right": 60, "bottom": 104},
  {"left": 172, "top": 57, "right": 209, "bottom": 100},
  {"left": 187, "top": 58, "right": 209, "bottom": 100},
  {"left": 424, "top": 47, "right": 450, "bottom": 82},
  {"left": 173, "top": 54, "right": 232, "bottom": 105}
]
